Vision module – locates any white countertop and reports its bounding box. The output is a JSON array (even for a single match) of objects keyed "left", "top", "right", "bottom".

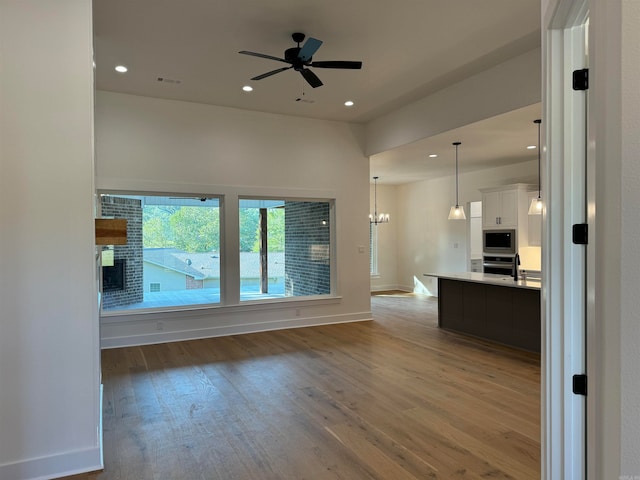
[{"left": 424, "top": 272, "right": 541, "bottom": 290}]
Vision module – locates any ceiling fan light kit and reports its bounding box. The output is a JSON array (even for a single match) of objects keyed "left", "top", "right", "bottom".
[{"left": 239, "top": 32, "right": 363, "bottom": 88}]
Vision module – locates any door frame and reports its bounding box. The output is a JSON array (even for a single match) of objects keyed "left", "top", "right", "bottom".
[{"left": 542, "top": 0, "right": 590, "bottom": 478}]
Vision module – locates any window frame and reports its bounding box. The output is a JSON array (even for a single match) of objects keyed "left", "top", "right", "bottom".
[
  {"left": 238, "top": 195, "right": 337, "bottom": 303},
  {"left": 98, "top": 188, "right": 339, "bottom": 318},
  {"left": 98, "top": 191, "right": 223, "bottom": 314}
]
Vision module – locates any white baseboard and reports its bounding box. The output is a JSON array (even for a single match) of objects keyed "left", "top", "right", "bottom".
[
  {"left": 0, "top": 447, "right": 103, "bottom": 480},
  {"left": 99, "top": 384, "right": 104, "bottom": 468},
  {"left": 101, "top": 311, "right": 373, "bottom": 349},
  {"left": 370, "top": 284, "right": 412, "bottom": 293}
]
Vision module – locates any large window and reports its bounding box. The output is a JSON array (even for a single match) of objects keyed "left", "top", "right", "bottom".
[
  {"left": 100, "top": 194, "right": 221, "bottom": 311},
  {"left": 99, "top": 193, "right": 335, "bottom": 313},
  {"left": 239, "top": 198, "right": 332, "bottom": 301}
]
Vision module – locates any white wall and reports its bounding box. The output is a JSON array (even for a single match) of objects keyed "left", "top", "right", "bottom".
[
  {"left": 0, "top": 1, "right": 102, "bottom": 478},
  {"left": 620, "top": 0, "right": 640, "bottom": 474},
  {"left": 393, "top": 160, "right": 537, "bottom": 294},
  {"left": 95, "top": 92, "right": 372, "bottom": 347},
  {"left": 587, "top": 1, "right": 624, "bottom": 476}
]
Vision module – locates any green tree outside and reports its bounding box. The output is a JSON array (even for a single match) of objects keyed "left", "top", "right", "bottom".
[
  {"left": 143, "top": 205, "right": 220, "bottom": 253},
  {"left": 170, "top": 207, "right": 219, "bottom": 252},
  {"left": 263, "top": 208, "right": 284, "bottom": 252},
  {"left": 142, "top": 204, "right": 285, "bottom": 254},
  {"left": 143, "top": 205, "right": 177, "bottom": 248},
  {"left": 239, "top": 208, "right": 260, "bottom": 252}
]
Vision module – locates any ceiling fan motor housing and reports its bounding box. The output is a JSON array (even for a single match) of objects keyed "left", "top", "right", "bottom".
[{"left": 285, "top": 47, "right": 308, "bottom": 69}]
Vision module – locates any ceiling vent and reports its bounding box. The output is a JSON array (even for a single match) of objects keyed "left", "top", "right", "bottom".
[{"left": 157, "top": 77, "right": 182, "bottom": 85}]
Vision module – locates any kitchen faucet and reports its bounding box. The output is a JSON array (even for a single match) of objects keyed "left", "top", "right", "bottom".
[{"left": 512, "top": 253, "right": 521, "bottom": 281}]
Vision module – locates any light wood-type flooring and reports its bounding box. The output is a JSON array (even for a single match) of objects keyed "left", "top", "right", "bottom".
[{"left": 62, "top": 292, "right": 540, "bottom": 479}]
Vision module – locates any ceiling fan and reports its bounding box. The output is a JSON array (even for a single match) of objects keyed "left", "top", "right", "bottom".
[{"left": 239, "top": 32, "right": 362, "bottom": 88}]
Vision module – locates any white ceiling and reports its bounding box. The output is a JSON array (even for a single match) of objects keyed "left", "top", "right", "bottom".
[
  {"left": 93, "top": 0, "right": 541, "bottom": 183},
  {"left": 371, "top": 102, "right": 542, "bottom": 184}
]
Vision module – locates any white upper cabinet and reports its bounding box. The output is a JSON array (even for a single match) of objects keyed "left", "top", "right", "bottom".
[
  {"left": 481, "top": 187, "right": 521, "bottom": 228},
  {"left": 482, "top": 190, "right": 502, "bottom": 227},
  {"left": 480, "top": 184, "right": 535, "bottom": 249}
]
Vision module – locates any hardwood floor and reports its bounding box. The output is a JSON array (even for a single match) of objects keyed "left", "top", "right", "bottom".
[{"left": 63, "top": 292, "right": 540, "bottom": 479}]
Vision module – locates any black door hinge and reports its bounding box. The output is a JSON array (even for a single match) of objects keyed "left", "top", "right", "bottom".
[
  {"left": 573, "top": 68, "right": 589, "bottom": 90},
  {"left": 572, "top": 224, "right": 588, "bottom": 244},
  {"left": 573, "top": 374, "right": 588, "bottom": 396}
]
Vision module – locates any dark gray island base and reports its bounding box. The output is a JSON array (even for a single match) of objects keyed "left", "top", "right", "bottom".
[{"left": 434, "top": 275, "right": 541, "bottom": 353}]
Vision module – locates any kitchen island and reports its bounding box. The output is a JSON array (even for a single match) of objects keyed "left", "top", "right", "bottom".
[{"left": 425, "top": 272, "right": 541, "bottom": 353}]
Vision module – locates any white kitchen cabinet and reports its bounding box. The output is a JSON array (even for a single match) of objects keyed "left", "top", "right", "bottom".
[
  {"left": 482, "top": 189, "right": 518, "bottom": 227},
  {"left": 481, "top": 185, "right": 529, "bottom": 228},
  {"left": 470, "top": 258, "right": 483, "bottom": 272},
  {"left": 480, "top": 184, "right": 535, "bottom": 251}
]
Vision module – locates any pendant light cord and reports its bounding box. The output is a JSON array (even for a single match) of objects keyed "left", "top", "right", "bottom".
[
  {"left": 535, "top": 119, "right": 542, "bottom": 199},
  {"left": 453, "top": 142, "right": 461, "bottom": 207},
  {"left": 373, "top": 176, "right": 378, "bottom": 219}
]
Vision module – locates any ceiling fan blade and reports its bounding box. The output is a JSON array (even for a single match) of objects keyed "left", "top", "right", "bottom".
[
  {"left": 299, "top": 68, "right": 323, "bottom": 88},
  {"left": 298, "top": 37, "right": 323, "bottom": 61},
  {"left": 251, "top": 66, "right": 292, "bottom": 81},
  {"left": 310, "top": 60, "right": 362, "bottom": 69},
  {"left": 239, "top": 51, "right": 290, "bottom": 64}
]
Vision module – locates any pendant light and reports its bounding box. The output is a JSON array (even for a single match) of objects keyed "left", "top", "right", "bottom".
[
  {"left": 369, "top": 176, "right": 390, "bottom": 225},
  {"left": 448, "top": 142, "right": 466, "bottom": 220},
  {"left": 528, "top": 119, "right": 543, "bottom": 215}
]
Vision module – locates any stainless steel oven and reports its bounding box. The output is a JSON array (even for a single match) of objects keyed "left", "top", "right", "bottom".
[
  {"left": 483, "top": 255, "right": 515, "bottom": 275},
  {"left": 483, "top": 229, "right": 516, "bottom": 254}
]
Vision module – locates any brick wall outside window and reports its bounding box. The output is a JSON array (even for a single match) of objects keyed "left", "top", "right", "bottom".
[
  {"left": 100, "top": 196, "right": 144, "bottom": 308},
  {"left": 284, "top": 201, "right": 331, "bottom": 296}
]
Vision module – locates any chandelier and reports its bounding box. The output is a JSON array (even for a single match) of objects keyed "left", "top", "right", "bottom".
[{"left": 369, "top": 176, "right": 390, "bottom": 225}]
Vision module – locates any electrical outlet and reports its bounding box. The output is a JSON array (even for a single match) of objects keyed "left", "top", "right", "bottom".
[
  {"left": 156, "top": 321, "right": 164, "bottom": 331},
  {"left": 295, "top": 309, "right": 301, "bottom": 317}
]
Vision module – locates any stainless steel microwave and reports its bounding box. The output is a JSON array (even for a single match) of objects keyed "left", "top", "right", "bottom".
[{"left": 483, "top": 229, "right": 516, "bottom": 254}]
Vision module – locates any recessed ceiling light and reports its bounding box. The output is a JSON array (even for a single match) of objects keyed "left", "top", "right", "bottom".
[
  {"left": 344, "top": 100, "right": 354, "bottom": 107},
  {"left": 527, "top": 145, "right": 537, "bottom": 150},
  {"left": 428, "top": 154, "right": 438, "bottom": 158},
  {"left": 242, "top": 85, "right": 253, "bottom": 92},
  {"left": 115, "top": 65, "right": 128, "bottom": 73}
]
